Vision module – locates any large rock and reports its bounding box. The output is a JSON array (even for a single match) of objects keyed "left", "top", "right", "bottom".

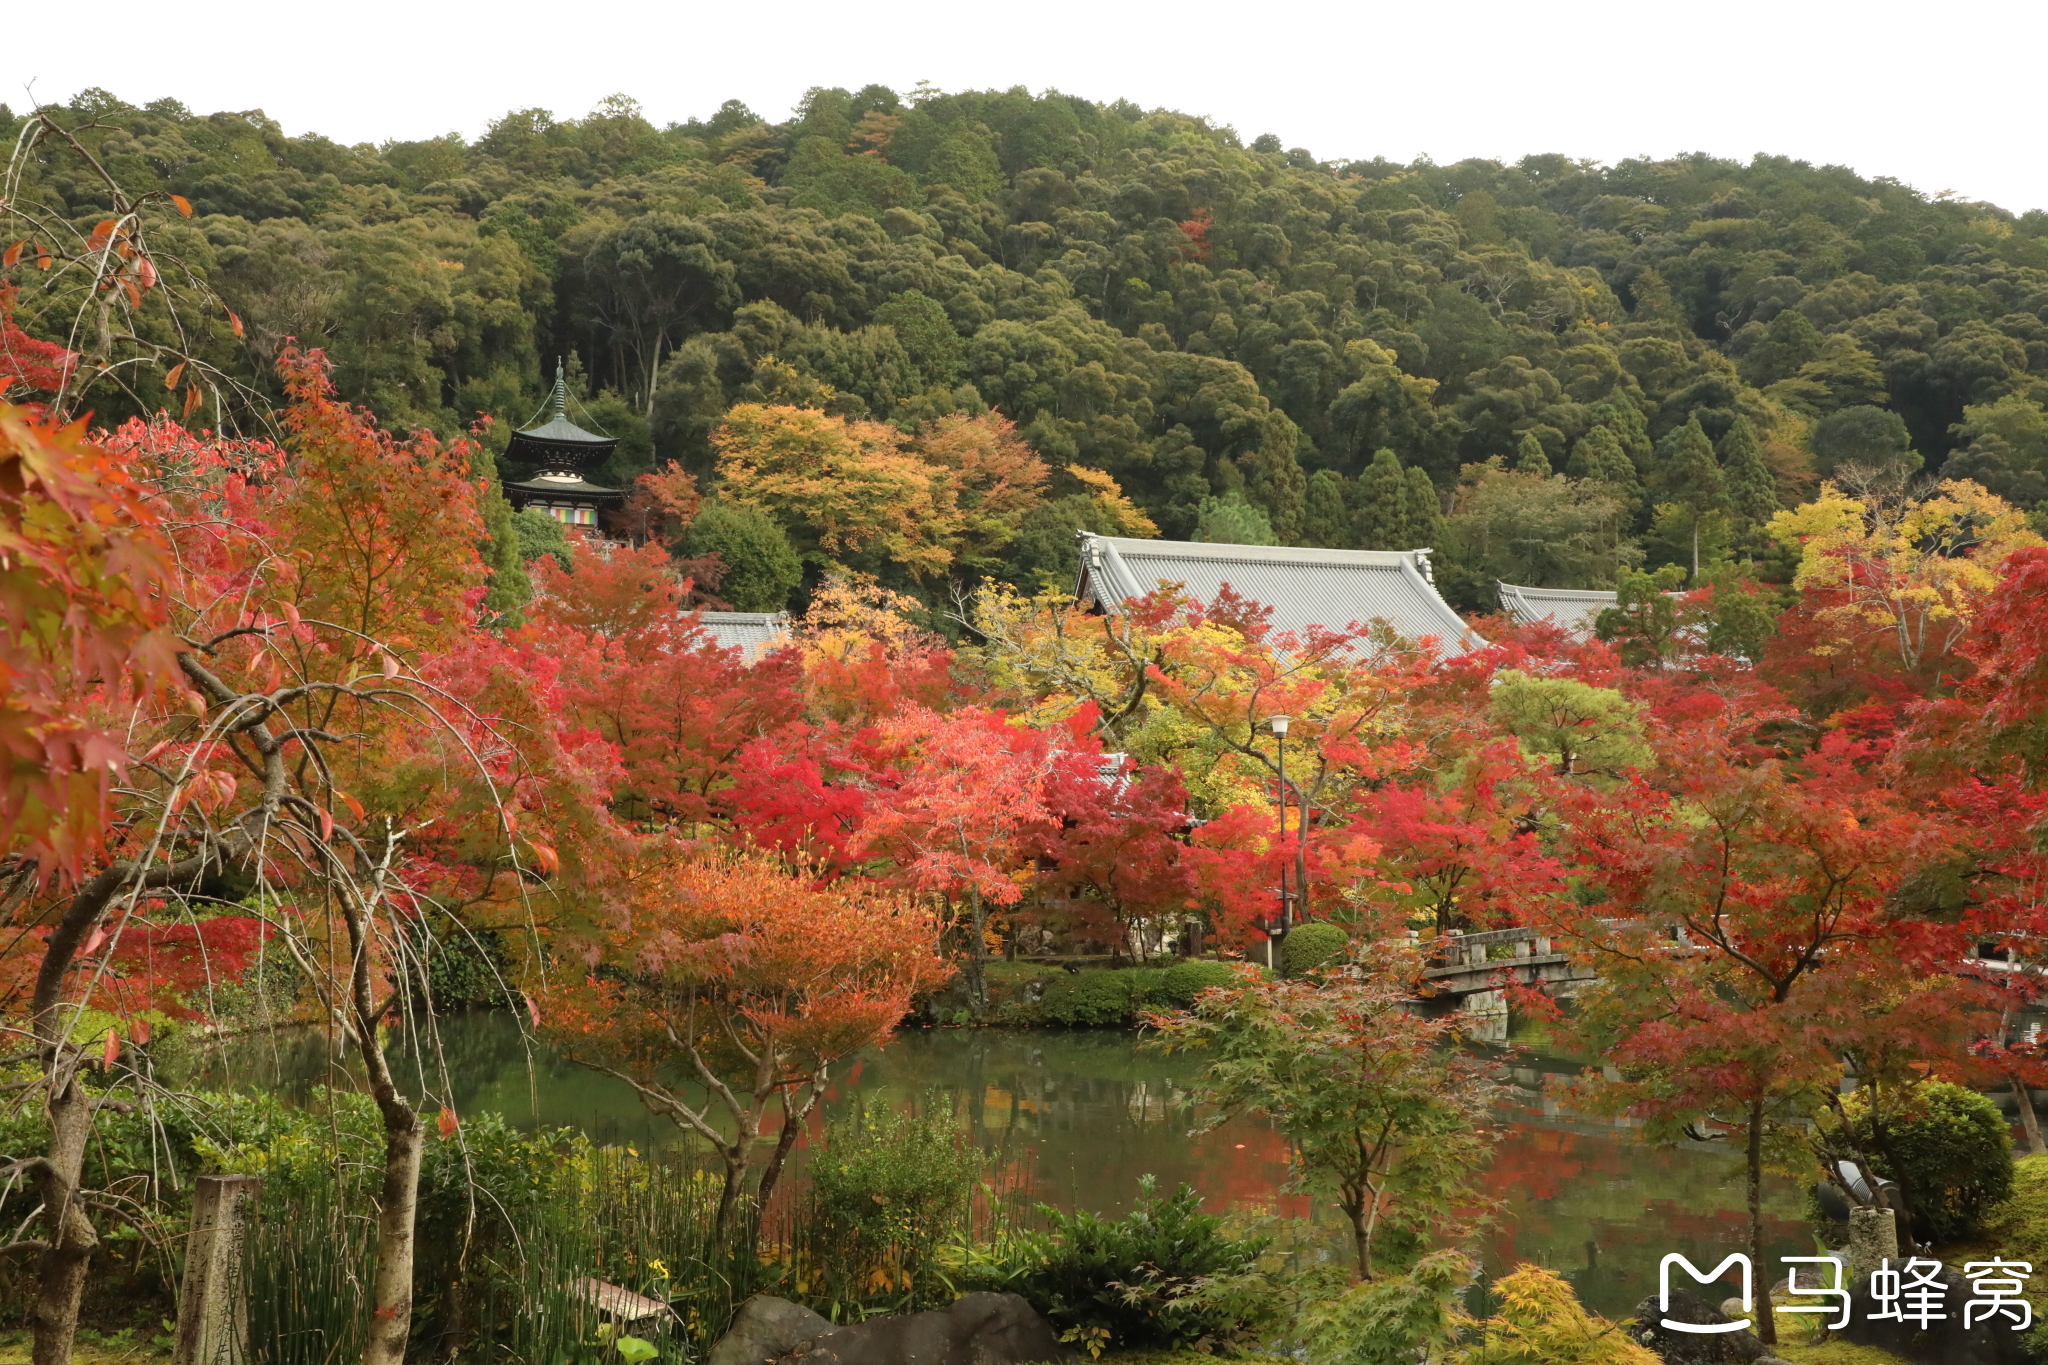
[
  {"left": 709, "top": 1296, "right": 835, "bottom": 1365},
  {"left": 1627, "top": 1289, "right": 1771, "bottom": 1365},
  {"left": 776, "top": 1292, "right": 1068, "bottom": 1365},
  {"left": 1835, "top": 1267, "right": 2033, "bottom": 1365}
]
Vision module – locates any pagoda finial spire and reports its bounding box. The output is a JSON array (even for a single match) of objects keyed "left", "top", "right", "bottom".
[{"left": 551, "top": 360, "right": 567, "bottom": 421}]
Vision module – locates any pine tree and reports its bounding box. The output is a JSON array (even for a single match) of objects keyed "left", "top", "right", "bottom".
[
  {"left": 1352, "top": 448, "right": 1411, "bottom": 549},
  {"left": 1404, "top": 466, "right": 1444, "bottom": 548},
  {"left": 1567, "top": 424, "right": 1639, "bottom": 494},
  {"left": 1587, "top": 398, "right": 1653, "bottom": 476},
  {"left": 1717, "top": 416, "right": 1778, "bottom": 529},
  {"left": 1242, "top": 413, "right": 1307, "bottom": 544},
  {"left": 1655, "top": 416, "right": 1728, "bottom": 578},
  {"left": 1514, "top": 431, "right": 1553, "bottom": 476},
  {"left": 477, "top": 465, "right": 533, "bottom": 624},
  {"left": 1302, "top": 469, "right": 1353, "bottom": 548}
]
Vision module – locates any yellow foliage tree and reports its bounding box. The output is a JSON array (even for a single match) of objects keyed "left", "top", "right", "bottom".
[
  {"left": 714, "top": 403, "right": 956, "bottom": 578},
  {"left": 1768, "top": 477, "right": 2042, "bottom": 670},
  {"left": 1454, "top": 1264, "right": 1658, "bottom": 1365}
]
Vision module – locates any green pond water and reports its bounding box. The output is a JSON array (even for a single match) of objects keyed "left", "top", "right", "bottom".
[{"left": 197, "top": 1013, "right": 1808, "bottom": 1317}]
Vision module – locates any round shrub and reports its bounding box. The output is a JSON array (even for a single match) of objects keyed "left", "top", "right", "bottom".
[
  {"left": 1846, "top": 1081, "right": 2015, "bottom": 1243},
  {"left": 1160, "top": 960, "right": 1237, "bottom": 1008},
  {"left": 678, "top": 500, "right": 801, "bottom": 612},
  {"left": 998, "top": 1177, "right": 1276, "bottom": 1351},
  {"left": 1281, "top": 922, "right": 1349, "bottom": 977}
]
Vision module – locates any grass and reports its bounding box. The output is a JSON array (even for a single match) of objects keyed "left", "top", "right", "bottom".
[
  {"left": 0, "top": 1326, "right": 173, "bottom": 1365},
  {"left": 1771, "top": 1341, "right": 1913, "bottom": 1364}
]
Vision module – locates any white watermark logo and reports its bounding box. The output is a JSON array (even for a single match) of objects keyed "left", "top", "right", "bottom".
[
  {"left": 1654, "top": 1254, "right": 2034, "bottom": 1332},
  {"left": 1660, "top": 1254, "right": 1752, "bottom": 1333}
]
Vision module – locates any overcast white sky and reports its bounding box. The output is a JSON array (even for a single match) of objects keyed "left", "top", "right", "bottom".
[{"left": 17, "top": 0, "right": 2045, "bottom": 213}]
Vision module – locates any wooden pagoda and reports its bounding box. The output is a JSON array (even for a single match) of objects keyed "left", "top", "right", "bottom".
[{"left": 501, "top": 363, "right": 623, "bottom": 528}]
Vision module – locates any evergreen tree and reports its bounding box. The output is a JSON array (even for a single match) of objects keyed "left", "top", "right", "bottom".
[
  {"left": 1717, "top": 416, "right": 1778, "bottom": 528},
  {"left": 1514, "top": 431, "right": 1553, "bottom": 476},
  {"left": 1655, "top": 416, "right": 1728, "bottom": 578},
  {"left": 1566, "top": 424, "right": 1639, "bottom": 494},
  {"left": 1242, "top": 415, "right": 1307, "bottom": 543},
  {"left": 1302, "top": 469, "right": 1353, "bottom": 548},
  {"left": 1352, "top": 448, "right": 1411, "bottom": 549},
  {"left": 1588, "top": 398, "right": 1654, "bottom": 477},
  {"left": 1194, "top": 492, "right": 1278, "bottom": 546},
  {"left": 1737, "top": 308, "right": 1824, "bottom": 389},
  {"left": 1405, "top": 466, "right": 1444, "bottom": 548},
  {"left": 513, "top": 508, "right": 573, "bottom": 571},
  {"left": 477, "top": 470, "right": 533, "bottom": 623}
]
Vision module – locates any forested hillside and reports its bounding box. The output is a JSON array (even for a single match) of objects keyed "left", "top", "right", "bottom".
[{"left": 9, "top": 83, "right": 2048, "bottom": 610}]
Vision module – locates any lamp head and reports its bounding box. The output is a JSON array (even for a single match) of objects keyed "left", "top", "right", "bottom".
[{"left": 1269, "top": 714, "right": 1291, "bottom": 737}]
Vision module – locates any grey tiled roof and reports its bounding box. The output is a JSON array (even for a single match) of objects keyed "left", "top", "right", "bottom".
[
  {"left": 1075, "top": 534, "right": 1482, "bottom": 652},
  {"left": 697, "top": 611, "right": 791, "bottom": 661},
  {"left": 1495, "top": 583, "right": 1617, "bottom": 637}
]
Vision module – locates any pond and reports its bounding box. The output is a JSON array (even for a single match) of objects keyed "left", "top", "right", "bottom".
[{"left": 193, "top": 1012, "right": 1810, "bottom": 1318}]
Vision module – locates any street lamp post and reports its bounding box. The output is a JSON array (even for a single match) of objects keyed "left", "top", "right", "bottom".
[{"left": 1269, "top": 714, "right": 1292, "bottom": 969}]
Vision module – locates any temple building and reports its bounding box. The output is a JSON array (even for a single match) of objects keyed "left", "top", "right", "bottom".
[
  {"left": 1494, "top": 582, "right": 1618, "bottom": 638},
  {"left": 501, "top": 364, "right": 623, "bottom": 529},
  {"left": 1075, "top": 533, "right": 1483, "bottom": 653}
]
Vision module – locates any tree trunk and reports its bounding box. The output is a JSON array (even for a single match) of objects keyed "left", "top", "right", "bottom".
[
  {"left": 2015, "top": 1078, "right": 2045, "bottom": 1156},
  {"left": 1691, "top": 518, "right": 1701, "bottom": 581},
  {"left": 752, "top": 1082, "right": 823, "bottom": 1236},
  {"left": 362, "top": 1103, "right": 423, "bottom": 1365},
  {"left": 963, "top": 890, "right": 988, "bottom": 1017},
  {"left": 342, "top": 881, "right": 425, "bottom": 1365},
  {"left": 1747, "top": 1098, "right": 1774, "bottom": 1346},
  {"left": 27, "top": 1066, "right": 99, "bottom": 1365},
  {"left": 711, "top": 1142, "right": 749, "bottom": 1245}
]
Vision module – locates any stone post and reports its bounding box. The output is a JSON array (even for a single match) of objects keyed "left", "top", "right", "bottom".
[
  {"left": 174, "top": 1174, "right": 262, "bottom": 1365},
  {"left": 1846, "top": 1206, "right": 1897, "bottom": 1282}
]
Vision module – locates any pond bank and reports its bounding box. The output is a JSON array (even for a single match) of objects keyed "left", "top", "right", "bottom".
[{"left": 188, "top": 1013, "right": 1808, "bottom": 1318}]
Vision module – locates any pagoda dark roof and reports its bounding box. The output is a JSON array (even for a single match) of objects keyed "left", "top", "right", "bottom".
[
  {"left": 514, "top": 414, "right": 617, "bottom": 447},
  {"left": 506, "top": 362, "right": 621, "bottom": 469}
]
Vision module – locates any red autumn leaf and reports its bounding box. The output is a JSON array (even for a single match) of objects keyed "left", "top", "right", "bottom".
[
  {"left": 2, "top": 242, "right": 20, "bottom": 268},
  {"left": 164, "top": 362, "right": 185, "bottom": 391},
  {"left": 169, "top": 194, "right": 193, "bottom": 218},
  {"left": 436, "top": 1107, "right": 459, "bottom": 1139},
  {"left": 528, "top": 841, "right": 560, "bottom": 876},
  {"left": 228, "top": 310, "right": 244, "bottom": 337},
  {"left": 102, "top": 1028, "right": 119, "bottom": 1068}
]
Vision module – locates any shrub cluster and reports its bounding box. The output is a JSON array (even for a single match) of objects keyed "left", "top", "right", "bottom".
[{"left": 1033, "top": 961, "right": 1242, "bottom": 1027}]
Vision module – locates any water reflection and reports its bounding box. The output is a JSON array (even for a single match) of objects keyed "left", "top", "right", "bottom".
[{"left": 185, "top": 1012, "right": 1808, "bottom": 1316}]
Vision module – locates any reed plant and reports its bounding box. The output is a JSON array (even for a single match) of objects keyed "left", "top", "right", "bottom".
[{"left": 247, "top": 1178, "right": 376, "bottom": 1365}]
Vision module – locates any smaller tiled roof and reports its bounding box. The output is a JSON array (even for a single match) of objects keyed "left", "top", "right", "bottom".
[
  {"left": 1496, "top": 583, "right": 1617, "bottom": 637},
  {"left": 504, "top": 474, "right": 623, "bottom": 504},
  {"left": 697, "top": 611, "right": 790, "bottom": 661},
  {"left": 1076, "top": 534, "right": 1482, "bottom": 652}
]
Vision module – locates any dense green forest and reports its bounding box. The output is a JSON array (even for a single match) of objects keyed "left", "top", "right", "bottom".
[{"left": 9, "top": 83, "right": 2048, "bottom": 609}]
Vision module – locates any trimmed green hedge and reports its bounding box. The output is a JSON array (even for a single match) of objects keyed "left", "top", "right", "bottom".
[{"left": 1032, "top": 961, "right": 1243, "bottom": 1027}]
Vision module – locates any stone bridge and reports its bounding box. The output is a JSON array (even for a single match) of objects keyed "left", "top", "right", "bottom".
[{"left": 1420, "top": 927, "right": 1599, "bottom": 1041}]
